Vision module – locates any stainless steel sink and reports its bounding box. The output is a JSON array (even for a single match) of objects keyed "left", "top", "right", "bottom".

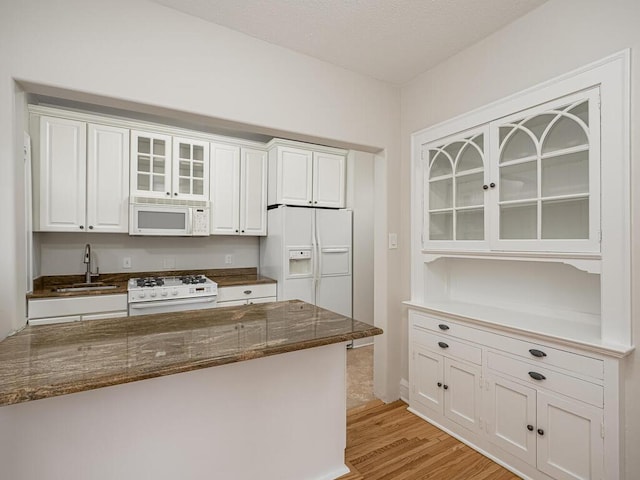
[{"left": 52, "top": 283, "right": 119, "bottom": 293}]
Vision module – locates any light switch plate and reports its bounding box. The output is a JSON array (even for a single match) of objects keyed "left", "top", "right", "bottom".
[{"left": 388, "top": 233, "right": 398, "bottom": 249}]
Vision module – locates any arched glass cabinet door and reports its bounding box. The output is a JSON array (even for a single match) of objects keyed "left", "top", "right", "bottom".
[
  {"left": 423, "top": 127, "right": 488, "bottom": 247},
  {"left": 493, "top": 87, "right": 600, "bottom": 252}
]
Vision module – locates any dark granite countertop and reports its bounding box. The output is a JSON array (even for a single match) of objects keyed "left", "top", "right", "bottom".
[
  {"left": 28, "top": 267, "right": 276, "bottom": 299},
  {"left": 0, "top": 300, "right": 382, "bottom": 407}
]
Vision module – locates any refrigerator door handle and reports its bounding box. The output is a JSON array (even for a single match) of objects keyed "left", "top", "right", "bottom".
[{"left": 321, "top": 247, "right": 349, "bottom": 253}]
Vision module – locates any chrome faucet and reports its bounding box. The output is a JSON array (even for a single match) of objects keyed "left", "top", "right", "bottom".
[{"left": 83, "top": 244, "right": 99, "bottom": 283}]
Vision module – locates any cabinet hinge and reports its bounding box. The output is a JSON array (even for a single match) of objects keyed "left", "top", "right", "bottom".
[{"left": 601, "top": 422, "right": 605, "bottom": 439}]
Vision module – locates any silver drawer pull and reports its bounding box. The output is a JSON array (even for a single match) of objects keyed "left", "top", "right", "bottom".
[{"left": 528, "top": 371, "right": 546, "bottom": 381}]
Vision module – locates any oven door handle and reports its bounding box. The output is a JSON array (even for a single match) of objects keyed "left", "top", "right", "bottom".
[{"left": 129, "top": 296, "right": 217, "bottom": 310}]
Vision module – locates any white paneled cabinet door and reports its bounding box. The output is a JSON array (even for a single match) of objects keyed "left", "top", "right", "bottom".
[
  {"left": 173, "top": 136, "right": 209, "bottom": 201},
  {"left": 210, "top": 143, "right": 240, "bottom": 234},
  {"left": 130, "top": 130, "right": 172, "bottom": 199},
  {"left": 38, "top": 116, "right": 87, "bottom": 231},
  {"left": 486, "top": 374, "right": 537, "bottom": 465},
  {"left": 278, "top": 146, "right": 313, "bottom": 206},
  {"left": 443, "top": 357, "right": 481, "bottom": 433},
  {"left": 313, "top": 151, "right": 345, "bottom": 208},
  {"left": 537, "top": 392, "right": 604, "bottom": 480},
  {"left": 240, "top": 148, "right": 267, "bottom": 235},
  {"left": 87, "top": 124, "right": 130, "bottom": 232},
  {"left": 411, "top": 345, "right": 444, "bottom": 415}
]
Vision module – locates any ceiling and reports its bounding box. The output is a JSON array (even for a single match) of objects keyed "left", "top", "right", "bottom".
[{"left": 152, "top": 0, "right": 547, "bottom": 85}]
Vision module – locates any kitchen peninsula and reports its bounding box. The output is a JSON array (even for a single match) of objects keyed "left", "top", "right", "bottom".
[{"left": 0, "top": 300, "right": 382, "bottom": 480}]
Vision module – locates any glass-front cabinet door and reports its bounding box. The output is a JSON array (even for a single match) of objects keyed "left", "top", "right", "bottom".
[
  {"left": 423, "top": 126, "right": 489, "bottom": 250},
  {"left": 172, "top": 137, "right": 210, "bottom": 201},
  {"left": 130, "top": 130, "right": 172, "bottom": 199},
  {"left": 491, "top": 88, "right": 600, "bottom": 252},
  {"left": 421, "top": 87, "right": 600, "bottom": 254}
]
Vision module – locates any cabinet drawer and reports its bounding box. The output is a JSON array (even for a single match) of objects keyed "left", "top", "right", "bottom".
[
  {"left": 410, "top": 311, "right": 603, "bottom": 380},
  {"left": 217, "top": 284, "right": 276, "bottom": 302},
  {"left": 487, "top": 351, "right": 603, "bottom": 407},
  {"left": 492, "top": 335, "right": 603, "bottom": 380},
  {"left": 412, "top": 329, "right": 481, "bottom": 365}
]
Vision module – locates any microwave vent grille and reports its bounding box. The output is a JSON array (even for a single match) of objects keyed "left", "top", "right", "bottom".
[{"left": 131, "top": 197, "right": 209, "bottom": 208}]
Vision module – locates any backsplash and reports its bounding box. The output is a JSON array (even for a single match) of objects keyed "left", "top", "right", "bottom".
[{"left": 36, "top": 232, "right": 259, "bottom": 276}]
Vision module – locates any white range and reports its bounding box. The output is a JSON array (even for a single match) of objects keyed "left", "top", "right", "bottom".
[{"left": 127, "top": 274, "right": 218, "bottom": 316}]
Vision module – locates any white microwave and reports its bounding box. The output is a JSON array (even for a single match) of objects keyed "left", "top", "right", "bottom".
[{"left": 129, "top": 199, "right": 210, "bottom": 236}]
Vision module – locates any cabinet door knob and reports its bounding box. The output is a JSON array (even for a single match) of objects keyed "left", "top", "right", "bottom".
[
  {"left": 79, "top": 225, "right": 84, "bottom": 230},
  {"left": 235, "top": 229, "right": 239, "bottom": 233},
  {"left": 527, "top": 425, "right": 534, "bottom": 431},
  {"left": 482, "top": 184, "right": 489, "bottom": 190},
  {"left": 174, "top": 192, "right": 178, "bottom": 196},
  {"left": 489, "top": 182, "right": 496, "bottom": 188},
  {"left": 443, "top": 384, "right": 449, "bottom": 390},
  {"left": 528, "top": 371, "right": 546, "bottom": 381},
  {"left": 438, "top": 324, "right": 449, "bottom": 331},
  {"left": 537, "top": 428, "right": 544, "bottom": 436},
  {"left": 438, "top": 341, "right": 449, "bottom": 349},
  {"left": 241, "top": 230, "right": 245, "bottom": 233},
  {"left": 529, "top": 349, "right": 547, "bottom": 358},
  {"left": 308, "top": 201, "right": 313, "bottom": 204},
  {"left": 166, "top": 192, "right": 170, "bottom": 196},
  {"left": 437, "top": 382, "right": 442, "bottom": 387},
  {"left": 88, "top": 225, "right": 94, "bottom": 230}
]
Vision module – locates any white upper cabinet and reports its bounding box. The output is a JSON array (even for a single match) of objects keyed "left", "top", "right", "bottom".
[
  {"left": 268, "top": 140, "right": 346, "bottom": 208},
  {"left": 491, "top": 90, "right": 600, "bottom": 253},
  {"left": 210, "top": 143, "right": 267, "bottom": 235},
  {"left": 313, "top": 151, "right": 346, "bottom": 208},
  {"left": 240, "top": 147, "right": 268, "bottom": 235},
  {"left": 87, "top": 124, "right": 130, "bottom": 232},
  {"left": 35, "top": 116, "right": 129, "bottom": 233},
  {"left": 130, "top": 131, "right": 209, "bottom": 201},
  {"left": 424, "top": 126, "right": 489, "bottom": 250},
  {"left": 421, "top": 88, "right": 600, "bottom": 254}
]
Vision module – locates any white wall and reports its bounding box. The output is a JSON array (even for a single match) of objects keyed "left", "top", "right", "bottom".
[
  {"left": 37, "top": 233, "right": 259, "bottom": 275},
  {"left": 0, "top": 0, "right": 401, "bottom": 399},
  {"left": 347, "top": 151, "right": 375, "bottom": 346},
  {"left": 400, "top": 0, "right": 640, "bottom": 477}
]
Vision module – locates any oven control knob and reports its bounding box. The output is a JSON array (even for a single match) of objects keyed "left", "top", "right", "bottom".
[
  {"left": 150, "top": 290, "right": 157, "bottom": 298},
  {"left": 172, "top": 289, "right": 178, "bottom": 296},
  {"left": 161, "top": 290, "right": 168, "bottom": 297},
  {"left": 138, "top": 292, "right": 146, "bottom": 299}
]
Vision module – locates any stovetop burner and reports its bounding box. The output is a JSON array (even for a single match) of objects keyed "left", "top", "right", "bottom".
[
  {"left": 135, "top": 277, "right": 165, "bottom": 287},
  {"left": 180, "top": 275, "right": 208, "bottom": 285}
]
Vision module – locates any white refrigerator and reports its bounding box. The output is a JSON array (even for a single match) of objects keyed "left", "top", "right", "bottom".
[{"left": 260, "top": 205, "right": 352, "bottom": 317}]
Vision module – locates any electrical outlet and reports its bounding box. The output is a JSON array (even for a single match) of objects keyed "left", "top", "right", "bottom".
[
  {"left": 123, "top": 257, "right": 132, "bottom": 269},
  {"left": 225, "top": 254, "right": 233, "bottom": 265}
]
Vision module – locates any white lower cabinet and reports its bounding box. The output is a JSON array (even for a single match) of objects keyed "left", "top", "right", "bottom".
[
  {"left": 409, "top": 309, "right": 613, "bottom": 480},
  {"left": 28, "top": 295, "right": 128, "bottom": 325},
  {"left": 412, "top": 344, "right": 482, "bottom": 434},
  {"left": 215, "top": 283, "right": 277, "bottom": 307}
]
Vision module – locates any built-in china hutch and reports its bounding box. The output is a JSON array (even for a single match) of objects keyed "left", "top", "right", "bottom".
[{"left": 407, "top": 51, "right": 632, "bottom": 480}]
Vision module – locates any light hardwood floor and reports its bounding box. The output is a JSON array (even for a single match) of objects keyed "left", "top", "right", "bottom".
[{"left": 338, "top": 400, "right": 520, "bottom": 480}]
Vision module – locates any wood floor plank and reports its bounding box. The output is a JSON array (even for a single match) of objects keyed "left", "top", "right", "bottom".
[{"left": 339, "top": 400, "right": 521, "bottom": 480}]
